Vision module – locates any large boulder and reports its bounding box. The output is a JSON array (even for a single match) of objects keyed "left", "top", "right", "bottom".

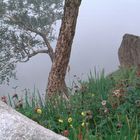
[
  {"left": 0, "top": 101, "right": 69, "bottom": 140},
  {"left": 118, "top": 34, "right": 140, "bottom": 68}
]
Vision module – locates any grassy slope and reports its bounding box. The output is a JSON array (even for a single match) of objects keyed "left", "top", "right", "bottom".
[{"left": 2, "top": 67, "right": 140, "bottom": 140}]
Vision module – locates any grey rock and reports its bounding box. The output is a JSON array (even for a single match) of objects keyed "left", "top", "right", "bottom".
[
  {"left": 0, "top": 101, "right": 69, "bottom": 140},
  {"left": 118, "top": 34, "right": 140, "bottom": 68}
]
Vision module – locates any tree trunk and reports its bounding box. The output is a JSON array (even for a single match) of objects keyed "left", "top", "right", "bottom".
[{"left": 46, "top": 0, "right": 82, "bottom": 100}]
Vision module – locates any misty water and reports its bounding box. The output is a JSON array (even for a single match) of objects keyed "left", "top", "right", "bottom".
[{"left": 1, "top": 0, "right": 140, "bottom": 96}]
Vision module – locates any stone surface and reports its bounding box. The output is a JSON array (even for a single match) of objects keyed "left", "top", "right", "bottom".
[
  {"left": 118, "top": 34, "right": 140, "bottom": 68},
  {"left": 0, "top": 101, "right": 69, "bottom": 140}
]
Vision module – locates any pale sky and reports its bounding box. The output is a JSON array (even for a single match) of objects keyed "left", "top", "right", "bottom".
[{"left": 1, "top": 0, "right": 140, "bottom": 96}]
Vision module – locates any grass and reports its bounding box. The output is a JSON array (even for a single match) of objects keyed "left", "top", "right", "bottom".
[{"left": 1, "top": 67, "right": 140, "bottom": 140}]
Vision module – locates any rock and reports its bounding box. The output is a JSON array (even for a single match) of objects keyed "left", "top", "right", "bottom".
[
  {"left": 118, "top": 34, "right": 140, "bottom": 68},
  {"left": 0, "top": 101, "right": 69, "bottom": 140}
]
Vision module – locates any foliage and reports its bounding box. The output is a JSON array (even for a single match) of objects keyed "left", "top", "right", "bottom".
[
  {"left": 0, "top": 0, "right": 63, "bottom": 84},
  {"left": 0, "top": 23, "right": 16, "bottom": 84},
  {"left": 1, "top": 67, "right": 140, "bottom": 139}
]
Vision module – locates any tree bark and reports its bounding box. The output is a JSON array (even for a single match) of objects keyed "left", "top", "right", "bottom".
[{"left": 46, "top": 0, "right": 82, "bottom": 100}]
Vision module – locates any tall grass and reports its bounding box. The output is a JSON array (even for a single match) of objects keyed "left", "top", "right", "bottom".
[{"left": 1, "top": 67, "right": 140, "bottom": 140}]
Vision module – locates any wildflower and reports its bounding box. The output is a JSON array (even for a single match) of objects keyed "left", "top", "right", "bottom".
[
  {"left": 81, "top": 122, "right": 85, "bottom": 127},
  {"left": 70, "top": 124, "right": 73, "bottom": 128},
  {"left": 81, "top": 111, "right": 86, "bottom": 117},
  {"left": 61, "top": 130, "right": 69, "bottom": 137},
  {"left": 113, "top": 89, "right": 122, "bottom": 97},
  {"left": 113, "top": 89, "right": 120, "bottom": 94},
  {"left": 101, "top": 100, "right": 106, "bottom": 106},
  {"left": 68, "top": 117, "right": 72, "bottom": 123},
  {"left": 58, "top": 119, "right": 63, "bottom": 123},
  {"left": 36, "top": 108, "right": 42, "bottom": 114}
]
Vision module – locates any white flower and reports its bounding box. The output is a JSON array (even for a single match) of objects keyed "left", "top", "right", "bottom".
[
  {"left": 101, "top": 100, "right": 107, "bottom": 106},
  {"left": 113, "top": 89, "right": 121, "bottom": 97},
  {"left": 113, "top": 89, "right": 120, "bottom": 94}
]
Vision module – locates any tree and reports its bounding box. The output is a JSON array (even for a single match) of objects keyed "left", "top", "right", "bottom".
[
  {"left": 0, "top": 0, "right": 82, "bottom": 100},
  {"left": 0, "top": 28, "right": 16, "bottom": 84}
]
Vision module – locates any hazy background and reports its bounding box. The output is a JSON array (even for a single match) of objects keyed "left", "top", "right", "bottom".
[{"left": 1, "top": 0, "right": 140, "bottom": 96}]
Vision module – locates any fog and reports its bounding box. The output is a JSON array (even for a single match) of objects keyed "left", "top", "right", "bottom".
[{"left": 1, "top": 0, "right": 140, "bottom": 96}]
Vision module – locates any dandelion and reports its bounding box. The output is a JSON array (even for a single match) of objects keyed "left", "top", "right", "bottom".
[
  {"left": 101, "top": 100, "right": 106, "bottom": 106},
  {"left": 36, "top": 108, "right": 42, "bottom": 114},
  {"left": 81, "top": 112, "right": 86, "bottom": 116},
  {"left": 68, "top": 117, "right": 72, "bottom": 123},
  {"left": 81, "top": 122, "right": 85, "bottom": 127},
  {"left": 58, "top": 119, "right": 63, "bottom": 123}
]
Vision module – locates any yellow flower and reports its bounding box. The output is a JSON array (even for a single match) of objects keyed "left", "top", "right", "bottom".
[
  {"left": 68, "top": 117, "right": 72, "bottom": 123},
  {"left": 70, "top": 124, "right": 73, "bottom": 128},
  {"left": 36, "top": 108, "right": 42, "bottom": 114},
  {"left": 81, "top": 122, "right": 85, "bottom": 127},
  {"left": 58, "top": 119, "right": 63, "bottom": 123},
  {"left": 81, "top": 112, "right": 86, "bottom": 116}
]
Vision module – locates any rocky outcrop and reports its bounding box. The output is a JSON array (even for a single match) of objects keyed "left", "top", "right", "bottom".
[
  {"left": 118, "top": 34, "right": 140, "bottom": 68},
  {"left": 0, "top": 101, "right": 69, "bottom": 140}
]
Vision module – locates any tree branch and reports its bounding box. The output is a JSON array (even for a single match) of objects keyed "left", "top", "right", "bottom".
[
  {"left": 5, "top": 15, "right": 54, "bottom": 62},
  {"left": 19, "top": 49, "right": 49, "bottom": 62},
  {"left": 22, "top": 25, "right": 54, "bottom": 62}
]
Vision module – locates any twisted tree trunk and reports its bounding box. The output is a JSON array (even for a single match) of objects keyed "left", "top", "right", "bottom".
[{"left": 46, "top": 0, "right": 82, "bottom": 100}]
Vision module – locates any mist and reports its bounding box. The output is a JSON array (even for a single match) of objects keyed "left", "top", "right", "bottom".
[{"left": 1, "top": 0, "right": 140, "bottom": 96}]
